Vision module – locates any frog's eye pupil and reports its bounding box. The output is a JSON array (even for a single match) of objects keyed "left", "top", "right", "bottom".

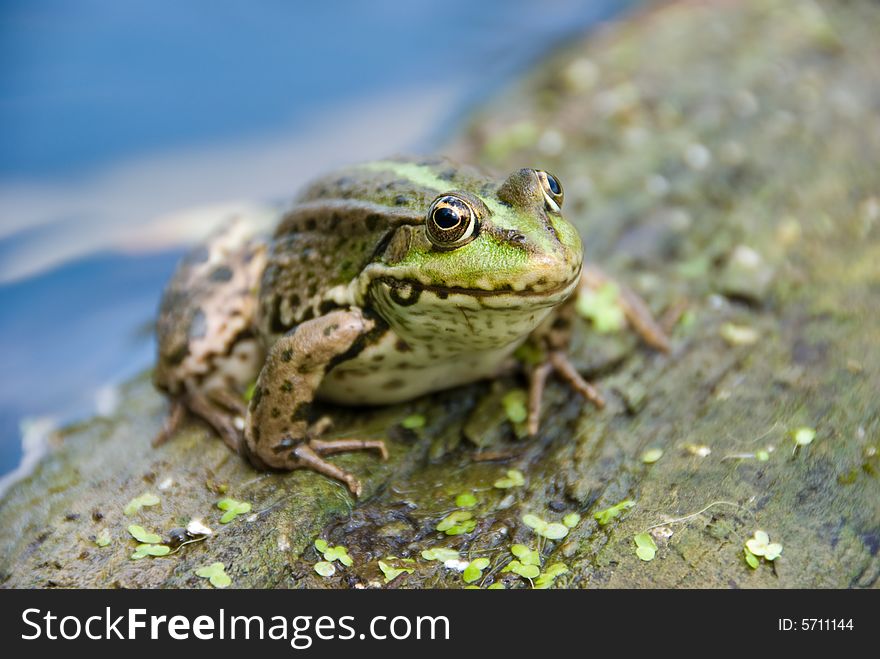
[
  {"left": 426, "top": 195, "right": 478, "bottom": 249},
  {"left": 433, "top": 206, "right": 460, "bottom": 230},
  {"left": 535, "top": 169, "right": 564, "bottom": 212}
]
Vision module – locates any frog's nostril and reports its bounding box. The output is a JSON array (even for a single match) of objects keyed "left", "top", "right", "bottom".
[{"left": 507, "top": 231, "right": 526, "bottom": 244}]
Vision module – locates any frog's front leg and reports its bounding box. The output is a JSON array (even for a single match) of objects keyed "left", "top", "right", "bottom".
[
  {"left": 243, "top": 308, "right": 388, "bottom": 497},
  {"left": 525, "top": 265, "right": 670, "bottom": 435}
]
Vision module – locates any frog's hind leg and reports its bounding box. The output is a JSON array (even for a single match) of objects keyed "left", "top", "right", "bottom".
[
  {"left": 581, "top": 264, "right": 670, "bottom": 353},
  {"left": 243, "top": 308, "right": 389, "bottom": 497},
  {"left": 174, "top": 388, "right": 246, "bottom": 453}
]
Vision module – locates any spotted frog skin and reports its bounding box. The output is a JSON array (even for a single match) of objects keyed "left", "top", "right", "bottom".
[{"left": 154, "top": 157, "right": 668, "bottom": 496}]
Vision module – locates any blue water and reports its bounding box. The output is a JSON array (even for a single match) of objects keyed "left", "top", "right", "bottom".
[{"left": 0, "top": 0, "right": 635, "bottom": 479}]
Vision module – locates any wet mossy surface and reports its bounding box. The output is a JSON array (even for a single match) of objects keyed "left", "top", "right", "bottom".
[{"left": 1, "top": 0, "right": 878, "bottom": 588}]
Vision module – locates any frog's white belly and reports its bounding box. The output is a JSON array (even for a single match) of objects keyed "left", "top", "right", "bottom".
[
  {"left": 317, "top": 329, "right": 524, "bottom": 405},
  {"left": 317, "top": 284, "right": 565, "bottom": 405}
]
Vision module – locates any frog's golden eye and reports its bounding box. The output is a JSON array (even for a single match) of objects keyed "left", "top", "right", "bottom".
[
  {"left": 426, "top": 195, "right": 478, "bottom": 249},
  {"left": 536, "top": 170, "right": 564, "bottom": 212}
]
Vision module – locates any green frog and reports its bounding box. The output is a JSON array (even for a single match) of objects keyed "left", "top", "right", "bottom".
[{"left": 154, "top": 157, "right": 668, "bottom": 496}]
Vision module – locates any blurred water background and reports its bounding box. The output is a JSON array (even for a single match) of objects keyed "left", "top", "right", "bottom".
[{"left": 0, "top": 0, "right": 634, "bottom": 489}]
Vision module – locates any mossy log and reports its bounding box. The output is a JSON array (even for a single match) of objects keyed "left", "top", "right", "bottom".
[{"left": 1, "top": 0, "right": 878, "bottom": 588}]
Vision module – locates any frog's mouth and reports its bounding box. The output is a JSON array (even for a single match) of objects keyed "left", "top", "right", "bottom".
[{"left": 377, "top": 266, "right": 581, "bottom": 310}]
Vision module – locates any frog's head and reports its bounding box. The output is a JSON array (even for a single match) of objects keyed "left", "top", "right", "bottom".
[{"left": 365, "top": 162, "right": 584, "bottom": 352}]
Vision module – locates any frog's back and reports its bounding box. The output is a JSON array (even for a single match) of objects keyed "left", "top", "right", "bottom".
[{"left": 258, "top": 157, "right": 495, "bottom": 337}]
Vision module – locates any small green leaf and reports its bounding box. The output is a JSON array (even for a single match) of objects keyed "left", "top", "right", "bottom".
[
  {"left": 436, "top": 510, "right": 475, "bottom": 535},
  {"left": 243, "top": 382, "right": 257, "bottom": 402},
  {"left": 634, "top": 533, "right": 657, "bottom": 561},
  {"left": 756, "top": 450, "right": 770, "bottom": 462},
  {"left": 503, "top": 561, "right": 540, "bottom": 579},
  {"left": 314, "top": 561, "right": 336, "bottom": 577},
  {"left": 521, "top": 514, "right": 545, "bottom": 530},
  {"left": 493, "top": 469, "right": 525, "bottom": 489},
  {"left": 538, "top": 523, "right": 569, "bottom": 540},
  {"left": 378, "top": 559, "right": 415, "bottom": 583},
  {"left": 455, "top": 493, "right": 477, "bottom": 508},
  {"left": 131, "top": 543, "right": 171, "bottom": 560},
  {"left": 636, "top": 546, "right": 656, "bottom": 561},
  {"left": 594, "top": 500, "right": 635, "bottom": 526},
  {"left": 324, "top": 546, "right": 353, "bottom": 567},
  {"left": 641, "top": 448, "right": 664, "bottom": 464},
  {"left": 502, "top": 390, "right": 528, "bottom": 424},
  {"left": 314, "top": 539, "right": 329, "bottom": 553},
  {"left": 510, "top": 544, "right": 540, "bottom": 566},
  {"left": 123, "top": 493, "right": 160, "bottom": 516},
  {"left": 401, "top": 414, "right": 426, "bottom": 430},
  {"left": 487, "top": 582, "right": 505, "bottom": 590},
  {"left": 535, "top": 563, "right": 569, "bottom": 589},
  {"left": 720, "top": 322, "right": 759, "bottom": 346},
  {"left": 763, "top": 543, "right": 783, "bottom": 561},
  {"left": 792, "top": 427, "right": 816, "bottom": 447},
  {"left": 94, "top": 530, "right": 112, "bottom": 547},
  {"left": 217, "top": 498, "right": 252, "bottom": 523},
  {"left": 563, "top": 513, "right": 581, "bottom": 528},
  {"left": 576, "top": 282, "right": 625, "bottom": 333},
  {"left": 462, "top": 558, "right": 490, "bottom": 584},
  {"left": 744, "top": 548, "right": 760, "bottom": 569},
  {"left": 421, "top": 547, "right": 460, "bottom": 562},
  {"left": 195, "top": 562, "right": 231, "bottom": 588},
  {"left": 127, "top": 524, "right": 162, "bottom": 544}
]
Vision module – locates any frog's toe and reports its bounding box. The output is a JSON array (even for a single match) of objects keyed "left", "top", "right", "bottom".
[
  {"left": 291, "top": 443, "right": 365, "bottom": 497},
  {"left": 527, "top": 351, "right": 605, "bottom": 436},
  {"left": 152, "top": 400, "right": 186, "bottom": 447},
  {"left": 309, "top": 437, "right": 388, "bottom": 460}
]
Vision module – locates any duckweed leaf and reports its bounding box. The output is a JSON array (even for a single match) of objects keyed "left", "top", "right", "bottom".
[
  {"left": 436, "top": 510, "right": 476, "bottom": 536},
  {"left": 535, "top": 563, "right": 569, "bottom": 589},
  {"left": 563, "top": 513, "right": 581, "bottom": 528},
  {"left": 594, "top": 500, "right": 635, "bottom": 526},
  {"left": 494, "top": 469, "right": 525, "bottom": 489},
  {"left": 402, "top": 414, "right": 426, "bottom": 430},
  {"left": 744, "top": 548, "right": 760, "bottom": 569},
  {"left": 123, "top": 493, "right": 160, "bottom": 516},
  {"left": 792, "top": 427, "right": 816, "bottom": 447},
  {"left": 421, "top": 547, "right": 460, "bottom": 562},
  {"left": 576, "top": 282, "right": 625, "bottom": 333},
  {"left": 641, "top": 448, "right": 664, "bottom": 464},
  {"left": 131, "top": 543, "right": 171, "bottom": 560},
  {"left": 314, "top": 539, "right": 329, "bottom": 553},
  {"left": 314, "top": 561, "right": 336, "bottom": 577},
  {"left": 217, "top": 498, "right": 252, "bottom": 523},
  {"left": 746, "top": 530, "right": 783, "bottom": 561},
  {"left": 455, "top": 493, "right": 477, "bottom": 508},
  {"left": 634, "top": 533, "right": 657, "bottom": 561},
  {"left": 539, "top": 523, "right": 569, "bottom": 540},
  {"left": 502, "top": 560, "right": 540, "bottom": 580},
  {"left": 195, "top": 562, "right": 231, "bottom": 588},
  {"left": 487, "top": 582, "right": 505, "bottom": 590},
  {"left": 127, "top": 524, "right": 162, "bottom": 544},
  {"left": 378, "top": 558, "right": 415, "bottom": 583},
  {"left": 720, "top": 322, "right": 760, "bottom": 346},
  {"left": 510, "top": 544, "right": 540, "bottom": 566},
  {"left": 324, "top": 546, "right": 353, "bottom": 567},
  {"left": 462, "top": 558, "right": 490, "bottom": 584},
  {"left": 94, "top": 530, "right": 112, "bottom": 547},
  {"left": 756, "top": 450, "right": 770, "bottom": 462},
  {"left": 501, "top": 390, "right": 528, "bottom": 424}
]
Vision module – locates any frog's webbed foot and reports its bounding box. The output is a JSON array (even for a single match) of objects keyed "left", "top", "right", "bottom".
[
  {"left": 289, "top": 438, "right": 389, "bottom": 497},
  {"left": 527, "top": 351, "right": 605, "bottom": 436}
]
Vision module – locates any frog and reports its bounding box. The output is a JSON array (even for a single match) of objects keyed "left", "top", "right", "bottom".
[{"left": 153, "top": 157, "right": 668, "bottom": 496}]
